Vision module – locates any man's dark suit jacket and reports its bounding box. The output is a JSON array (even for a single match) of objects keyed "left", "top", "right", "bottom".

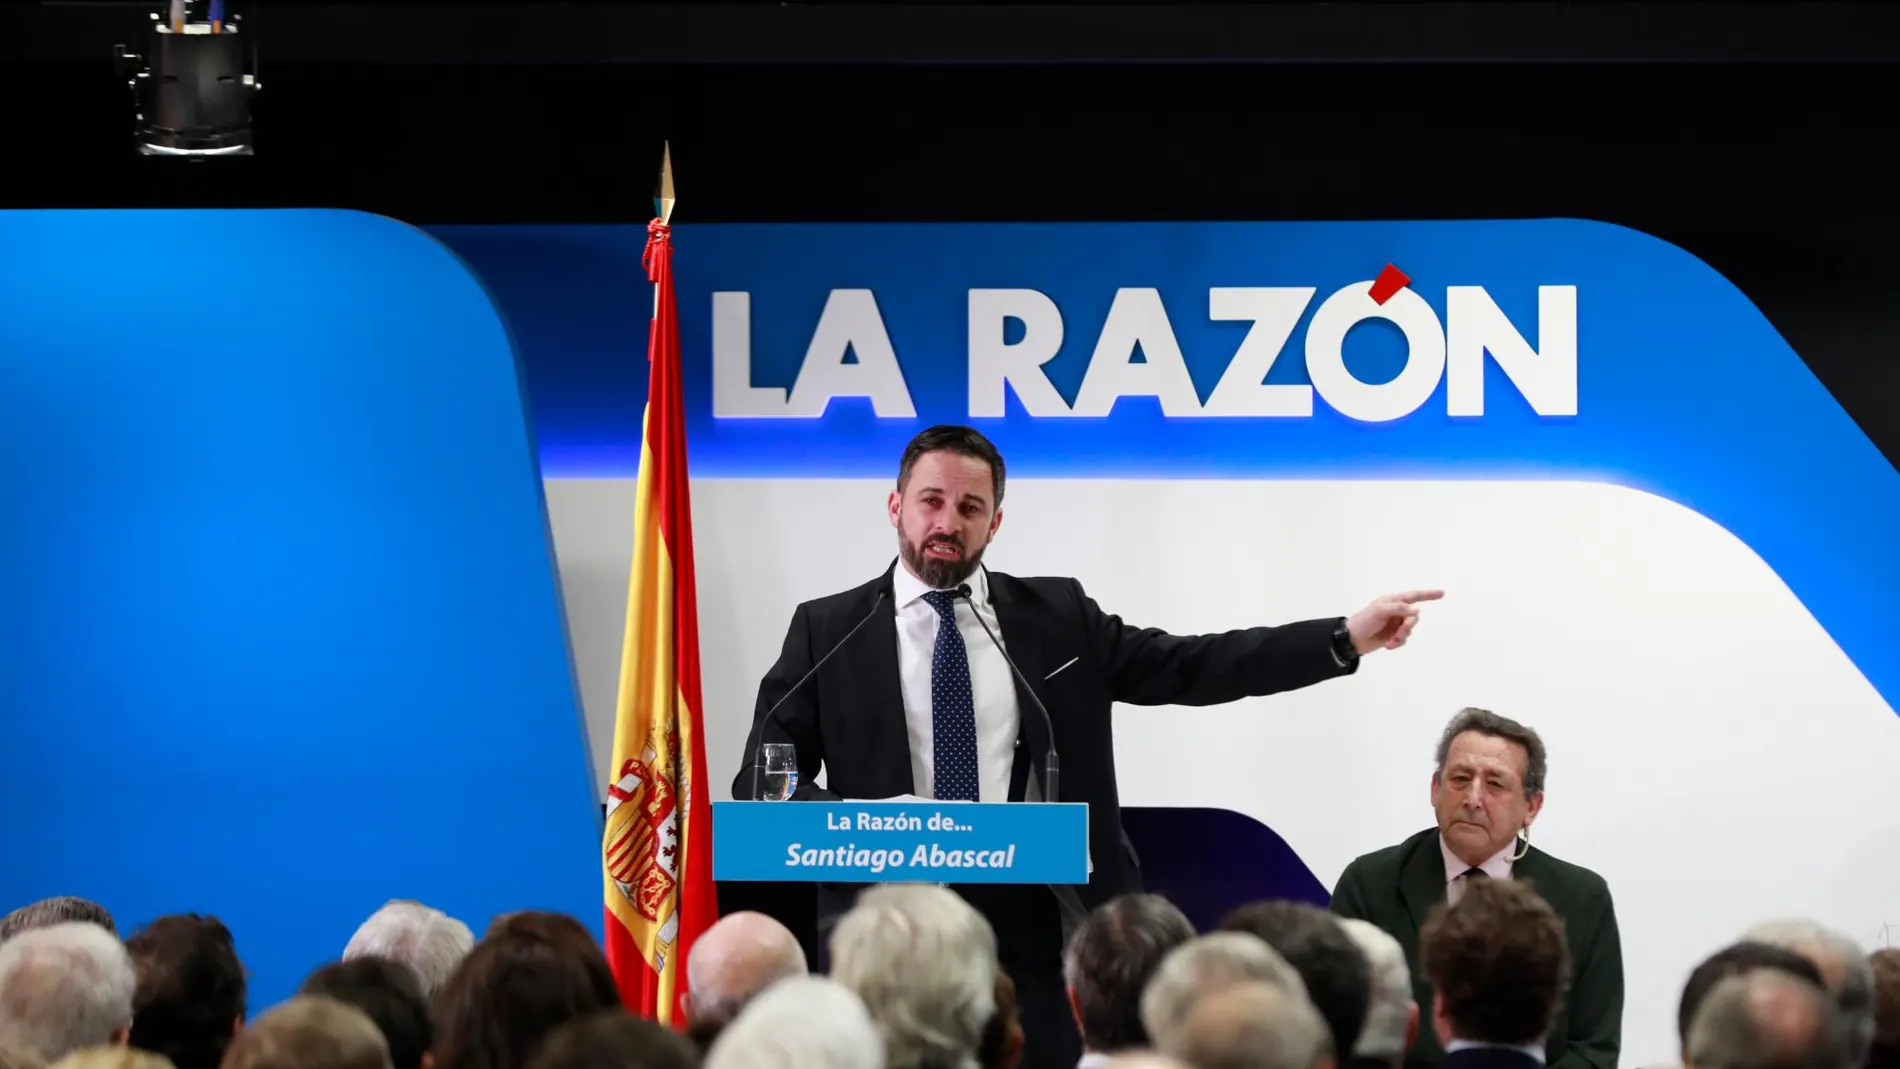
[
  {"left": 732, "top": 562, "right": 1356, "bottom": 941},
  {"left": 1441, "top": 1046, "right": 1547, "bottom": 1069},
  {"left": 1330, "top": 829, "right": 1623, "bottom": 1069}
]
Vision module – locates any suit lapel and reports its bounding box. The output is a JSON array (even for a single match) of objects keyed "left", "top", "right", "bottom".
[
  {"left": 985, "top": 570, "right": 1053, "bottom": 795},
  {"left": 859, "top": 562, "right": 915, "bottom": 795},
  {"left": 1399, "top": 831, "right": 1449, "bottom": 934}
]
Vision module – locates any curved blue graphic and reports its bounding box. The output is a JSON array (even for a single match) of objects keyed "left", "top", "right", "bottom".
[
  {"left": 0, "top": 209, "right": 598, "bottom": 1011},
  {"left": 434, "top": 220, "right": 1900, "bottom": 727}
]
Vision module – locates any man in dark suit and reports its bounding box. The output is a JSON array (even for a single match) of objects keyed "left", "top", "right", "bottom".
[
  {"left": 1415, "top": 879, "right": 1571, "bottom": 1069},
  {"left": 734, "top": 424, "right": 1443, "bottom": 1069},
  {"left": 1330, "top": 709, "right": 1621, "bottom": 1069}
]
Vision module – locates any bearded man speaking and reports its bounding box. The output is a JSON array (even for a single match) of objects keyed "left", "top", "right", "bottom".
[{"left": 733, "top": 424, "right": 1442, "bottom": 1069}]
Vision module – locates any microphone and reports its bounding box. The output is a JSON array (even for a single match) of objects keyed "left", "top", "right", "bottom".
[
  {"left": 746, "top": 589, "right": 887, "bottom": 802},
  {"left": 956, "top": 582, "right": 1061, "bottom": 804}
]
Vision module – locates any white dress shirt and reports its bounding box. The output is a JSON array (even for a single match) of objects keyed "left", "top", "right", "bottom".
[
  {"left": 892, "top": 564, "right": 1021, "bottom": 802},
  {"left": 1441, "top": 833, "right": 1517, "bottom": 905}
]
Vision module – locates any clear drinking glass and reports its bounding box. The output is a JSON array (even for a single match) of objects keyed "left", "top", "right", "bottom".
[{"left": 760, "top": 743, "right": 798, "bottom": 801}]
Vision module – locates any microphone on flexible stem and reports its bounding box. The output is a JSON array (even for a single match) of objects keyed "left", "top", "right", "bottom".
[
  {"left": 746, "top": 589, "right": 887, "bottom": 802},
  {"left": 956, "top": 582, "right": 1061, "bottom": 804}
]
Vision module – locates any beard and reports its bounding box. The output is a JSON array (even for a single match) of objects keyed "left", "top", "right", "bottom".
[{"left": 900, "top": 530, "right": 986, "bottom": 590}]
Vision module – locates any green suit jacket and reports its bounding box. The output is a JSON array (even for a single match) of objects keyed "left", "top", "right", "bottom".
[{"left": 1330, "top": 828, "right": 1623, "bottom": 1069}]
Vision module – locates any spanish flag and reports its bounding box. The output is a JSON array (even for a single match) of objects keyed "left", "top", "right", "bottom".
[{"left": 602, "top": 209, "right": 718, "bottom": 1024}]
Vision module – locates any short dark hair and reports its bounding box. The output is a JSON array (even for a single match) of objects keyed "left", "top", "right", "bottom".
[
  {"left": 1681, "top": 942, "right": 1828, "bottom": 1049},
  {"left": 302, "top": 957, "right": 434, "bottom": 1069},
  {"left": 431, "top": 930, "right": 624, "bottom": 1069},
  {"left": 125, "top": 913, "right": 248, "bottom": 1069},
  {"left": 1435, "top": 707, "right": 1548, "bottom": 797},
  {"left": 897, "top": 425, "right": 1006, "bottom": 507},
  {"left": 1867, "top": 949, "right": 1900, "bottom": 1069},
  {"left": 0, "top": 897, "right": 116, "bottom": 942},
  {"left": 1419, "top": 879, "right": 1571, "bottom": 1046},
  {"left": 525, "top": 1011, "right": 698, "bottom": 1069},
  {"left": 1218, "top": 900, "right": 1371, "bottom": 1062},
  {"left": 1064, "top": 893, "right": 1197, "bottom": 1051}
]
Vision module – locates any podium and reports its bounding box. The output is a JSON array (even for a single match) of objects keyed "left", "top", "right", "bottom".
[{"left": 712, "top": 800, "right": 1091, "bottom": 884}]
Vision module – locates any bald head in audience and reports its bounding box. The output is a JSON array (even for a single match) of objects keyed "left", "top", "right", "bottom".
[
  {"left": 1174, "top": 980, "right": 1334, "bottom": 1069},
  {"left": 1686, "top": 970, "right": 1856, "bottom": 1069},
  {"left": 684, "top": 910, "right": 808, "bottom": 1045}
]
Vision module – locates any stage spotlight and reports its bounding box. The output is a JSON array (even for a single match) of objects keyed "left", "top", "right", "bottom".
[{"left": 115, "top": 2, "right": 260, "bottom": 157}]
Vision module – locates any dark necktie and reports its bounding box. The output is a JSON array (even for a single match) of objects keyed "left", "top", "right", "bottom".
[{"left": 922, "top": 590, "right": 980, "bottom": 802}]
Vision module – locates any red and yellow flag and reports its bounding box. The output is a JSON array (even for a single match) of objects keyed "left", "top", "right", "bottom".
[{"left": 602, "top": 216, "right": 717, "bottom": 1024}]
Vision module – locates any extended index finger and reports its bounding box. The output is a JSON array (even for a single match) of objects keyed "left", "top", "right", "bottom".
[{"left": 1393, "top": 589, "right": 1446, "bottom": 604}]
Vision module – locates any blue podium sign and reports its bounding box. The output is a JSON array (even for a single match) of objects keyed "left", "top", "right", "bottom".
[{"left": 712, "top": 800, "right": 1090, "bottom": 884}]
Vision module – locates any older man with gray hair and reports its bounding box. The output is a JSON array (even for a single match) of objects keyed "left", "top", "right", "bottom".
[
  {"left": 830, "top": 884, "right": 999, "bottom": 1069},
  {"left": 1686, "top": 969, "right": 1857, "bottom": 1069},
  {"left": 342, "top": 900, "right": 474, "bottom": 998},
  {"left": 1174, "top": 980, "right": 1335, "bottom": 1069},
  {"left": 705, "top": 976, "right": 884, "bottom": 1069},
  {"left": 684, "top": 911, "right": 809, "bottom": 1049},
  {"left": 1138, "top": 932, "right": 1310, "bottom": 1060},
  {"left": 1064, "top": 894, "right": 1197, "bottom": 1066},
  {"left": 1337, "top": 918, "right": 1416, "bottom": 1069},
  {"left": 1742, "top": 919, "right": 1877, "bottom": 1067},
  {"left": 0, "top": 921, "right": 137, "bottom": 1060}
]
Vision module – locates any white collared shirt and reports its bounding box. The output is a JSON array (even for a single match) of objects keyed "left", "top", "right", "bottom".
[
  {"left": 1441, "top": 833, "right": 1517, "bottom": 905},
  {"left": 892, "top": 564, "right": 1021, "bottom": 802}
]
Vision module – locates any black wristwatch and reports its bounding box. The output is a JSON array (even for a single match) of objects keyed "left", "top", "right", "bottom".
[{"left": 1330, "top": 617, "right": 1361, "bottom": 670}]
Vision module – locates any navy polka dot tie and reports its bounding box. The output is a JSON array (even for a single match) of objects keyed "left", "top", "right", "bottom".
[{"left": 922, "top": 590, "right": 980, "bottom": 802}]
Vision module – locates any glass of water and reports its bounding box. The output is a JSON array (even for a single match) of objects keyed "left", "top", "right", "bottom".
[{"left": 760, "top": 743, "right": 798, "bottom": 801}]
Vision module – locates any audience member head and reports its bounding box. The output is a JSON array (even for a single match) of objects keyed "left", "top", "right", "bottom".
[
  {"left": 0, "top": 921, "right": 137, "bottom": 1060},
  {"left": 1099, "top": 1057, "right": 1191, "bottom": 1069},
  {"left": 0, "top": 1047, "right": 42, "bottom": 1069},
  {"left": 1172, "top": 981, "right": 1333, "bottom": 1069},
  {"left": 44, "top": 1049, "right": 171, "bottom": 1069},
  {"left": 125, "top": 914, "right": 247, "bottom": 1069},
  {"left": 1680, "top": 942, "right": 1828, "bottom": 1054},
  {"left": 1743, "top": 920, "right": 1877, "bottom": 1068},
  {"left": 0, "top": 899, "right": 117, "bottom": 944},
  {"left": 1337, "top": 918, "right": 1417, "bottom": 1067},
  {"left": 1219, "top": 901, "right": 1370, "bottom": 1064},
  {"left": 828, "top": 884, "right": 998, "bottom": 1069},
  {"left": 1868, "top": 949, "right": 1900, "bottom": 1069},
  {"left": 522, "top": 1011, "right": 698, "bottom": 1069},
  {"left": 976, "top": 970, "right": 1022, "bottom": 1069},
  {"left": 343, "top": 902, "right": 474, "bottom": 1000},
  {"left": 704, "top": 976, "right": 882, "bottom": 1069},
  {"left": 682, "top": 911, "right": 807, "bottom": 1049},
  {"left": 1431, "top": 708, "right": 1546, "bottom": 869},
  {"left": 1686, "top": 970, "right": 1855, "bottom": 1069},
  {"left": 301, "top": 958, "right": 433, "bottom": 1069},
  {"left": 429, "top": 930, "right": 624, "bottom": 1069},
  {"left": 1418, "top": 878, "right": 1569, "bottom": 1049},
  {"left": 1062, "top": 894, "right": 1196, "bottom": 1054},
  {"left": 222, "top": 996, "right": 392, "bottom": 1069},
  {"left": 480, "top": 912, "right": 620, "bottom": 1010},
  {"left": 1138, "top": 932, "right": 1308, "bottom": 1059}
]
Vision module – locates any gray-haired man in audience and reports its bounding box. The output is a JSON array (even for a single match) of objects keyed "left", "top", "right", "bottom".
[
  {"left": 1687, "top": 970, "right": 1856, "bottom": 1069},
  {"left": 1742, "top": 919, "right": 1877, "bottom": 1068},
  {"left": 1138, "top": 932, "right": 1311, "bottom": 1061},
  {"left": 1339, "top": 918, "right": 1418, "bottom": 1069},
  {"left": 831, "top": 884, "right": 999, "bottom": 1069},
  {"left": 705, "top": 976, "right": 885, "bottom": 1069},
  {"left": 684, "top": 911, "right": 809, "bottom": 1049},
  {"left": 0, "top": 921, "right": 137, "bottom": 1060},
  {"left": 1174, "top": 980, "right": 1334, "bottom": 1069},
  {"left": 342, "top": 899, "right": 474, "bottom": 998},
  {"left": 1063, "top": 894, "right": 1197, "bottom": 1068}
]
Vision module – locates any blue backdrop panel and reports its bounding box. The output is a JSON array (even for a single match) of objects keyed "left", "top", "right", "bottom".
[{"left": 0, "top": 209, "right": 600, "bottom": 1011}]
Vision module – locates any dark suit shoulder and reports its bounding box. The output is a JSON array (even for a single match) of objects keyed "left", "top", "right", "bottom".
[
  {"left": 798, "top": 572, "right": 892, "bottom": 627},
  {"left": 1517, "top": 846, "right": 1613, "bottom": 905},
  {"left": 984, "top": 570, "right": 1084, "bottom": 607},
  {"left": 1341, "top": 827, "right": 1441, "bottom": 876}
]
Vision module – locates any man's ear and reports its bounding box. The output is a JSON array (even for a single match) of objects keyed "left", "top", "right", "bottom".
[
  {"left": 111, "top": 1026, "right": 131, "bottom": 1047},
  {"left": 1066, "top": 984, "right": 1084, "bottom": 1034},
  {"left": 680, "top": 991, "right": 695, "bottom": 1024},
  {"left": 1406, "top": 1000, "right": 1420, "bottom": 1051}
]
